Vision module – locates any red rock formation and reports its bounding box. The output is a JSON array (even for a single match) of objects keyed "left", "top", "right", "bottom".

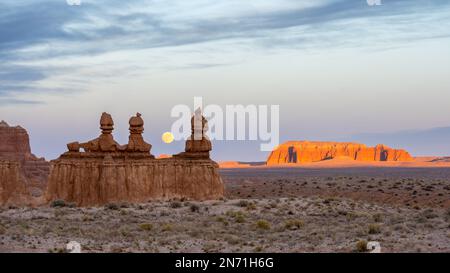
[
  {"left": 174, "top": 109, "right": 212, "bottom": 159},
  {"left": 46, "top": 112, "right": 224, "bottom": 206},
  {"left": 0, "top": 121, "right": 49, "bottom": 205},
  {"left": 267, "top": 141, "right": 413, "bottom": 165},
  {"left": 46, "top": 156, "right": 223, "bottom": 206},
  {"left": 0, "top": 120, "right": 32, "bottom": 161},
  {"left": 0, "top": 161, "right": 31, "bottom": 205}
]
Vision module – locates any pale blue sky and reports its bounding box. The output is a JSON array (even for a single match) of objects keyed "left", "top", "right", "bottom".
[{"left": 1, "top": 0, "right": 450, "bottom": 160}]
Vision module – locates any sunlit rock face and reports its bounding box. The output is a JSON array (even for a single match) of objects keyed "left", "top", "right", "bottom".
[
  {"left": 0, "top": 121, "right": 49, "bottom": 205},
  {"left": 267, "top": 141, "right": 413, "bottom": 165},
  {"left": 46, "top": 112, "right": 224, "bottom": 206}
]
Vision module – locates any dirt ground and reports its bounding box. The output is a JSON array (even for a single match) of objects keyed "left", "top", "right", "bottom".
[{"left": 1, "top": 167, "right": 449, "bottom": 253}]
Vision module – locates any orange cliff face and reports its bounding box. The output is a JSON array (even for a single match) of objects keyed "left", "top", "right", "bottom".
[{"left": 266, "top": 141, "right": 413, "bottom": 165}]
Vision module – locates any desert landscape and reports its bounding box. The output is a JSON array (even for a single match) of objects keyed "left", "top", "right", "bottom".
[
  {"left": 1, "top": 120, "right": 449, "bottom": 253},
  {"left": 1, "top": 168, "right": 449, "bottom": 253},
  {"left": 1, "top": 0, "right": 450, "bottom": 258}
]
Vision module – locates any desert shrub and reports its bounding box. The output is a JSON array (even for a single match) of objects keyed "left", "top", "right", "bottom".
[
  {"left": 119, "top": 202, "right": 130, "bottom": 208},
  {"left": 139, "top": 223, "right": 153, "bottom": 231},
  {"left": 50, "top": 199, "right": 66, "bottom": 208},
  {"left": 224, "top": 235, "right": 241, "bottom": 245},
  {"left": 120, "top": 228, "right": 131, "bottom": 237},
  {"left": 235, "top": 214, "right": 246, "bottom": 223},
  {"left": 355, "top": 240, "right": 368, "bottom": 252},
  {"left": 284, "top": 219, "right": 304, "bottom": 230},
  {"left": 372, "top": 213, "right": 383, "bottom": 223},
  {"left": 105, "top": 203, "right": 119, "bottom": 210},
  {"left": 236, "top": 200, "right": 249, "bottom": 207},
  {"left": 256, "top": 220, "right": 271, "bottom": 230},
  {"left": 190, "top": 204, "right": 200, "bottom": 213},
  {"left": 254, "top": 246, "right": 263, "bottom": 252},
  {"left": 422, "top": 209, "right": 438, "bottom": 219},
  {"left": 368, "top": 224, "right": 381, "bottom": 234},
  {"left": 226, "top": 210, "right": 241, "bottom": 217},
  {"left": 216, "top": 216, "right": 229, "bottom": 226},
  {"left": 0, "top": 225, "right": 6, "bottom": 235},
  {"left": 170, "top": 201, "right": 182, "bottom": 209},
  {"left": 246, "top": 202, "right": 257, "bottom": 210},
  {"left": 225, "top": 210, "right": 245, "bottom": 222},
  {"left": 162, "top": 223, "right": 173, "bottom": 232}
]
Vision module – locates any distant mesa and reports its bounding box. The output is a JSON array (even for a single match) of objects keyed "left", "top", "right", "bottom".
[
  {"left": 218, "top": 161, "right": 251, "bottom": 168},
  {"left": 0, "top": 120, "right": 49, "bottom": 205},
  {"left": 267, "top": 141, "right": 413, "bottom": 165},
  {"left": 156, "top": 154, "right": 172, "bottom": 159}
]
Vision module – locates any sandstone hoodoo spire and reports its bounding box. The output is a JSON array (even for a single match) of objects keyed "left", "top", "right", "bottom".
[
  {"left": 175, "top": 108, "right": 212, "bottom": 159},
  {"left": 127, "top": 113, "right": 152, "bottom": 152},
  {"left": 46, "top": 112, "right": 224, "bottom": 206},
  {"left": 267, "top": 141, "right": 413, "bottom": 165},
  {"left": 67, "top": 112, "right": 125, "bottom": 153}
]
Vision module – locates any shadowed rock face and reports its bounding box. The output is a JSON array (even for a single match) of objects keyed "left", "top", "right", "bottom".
[
  {"left": 267, "top": 141, "right": 413, "bottom": 165},
  {"left": 47, "top": 112, "right": 224, "bottom": 206},
  {"left": 0, "top": 121, "right": 49, "bottom": 205},
  {"left": 0, "top": 161, "right": 30, "bottom": 205}
]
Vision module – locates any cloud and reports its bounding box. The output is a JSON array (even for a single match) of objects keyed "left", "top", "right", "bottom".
[
  {"left": 0, "top": 0, "right": 449, "bottom": 103},
  {"left": 0, "top": 97, "right": 43, "bottom": 105}
]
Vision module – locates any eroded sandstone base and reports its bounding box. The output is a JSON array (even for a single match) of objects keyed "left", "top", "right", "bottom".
[
  {"left": 46, "top": 153, "right": 224, "bottom": 206},
  {"left": 0, "top": 161, "right": 32, "bottom": 206}
]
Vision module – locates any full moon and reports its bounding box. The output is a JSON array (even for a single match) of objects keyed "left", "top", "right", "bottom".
[{"left": 162, "top": 132, "right": 174, "bottom": 144}]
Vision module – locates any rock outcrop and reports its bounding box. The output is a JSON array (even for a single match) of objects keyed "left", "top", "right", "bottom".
[
  {"left": 0, "top": 121, "right": 49, "bottom": 205},
  {"left": 267, "top": 141, "right": 413, "bottom": 165},
  {"left": 46, "top": 112, "right": 224, "bottom": 206},
  {"left": 0, "top": 120, "right": 33, "bottom": 161},
  {"left": 174, "top": 108, "right": 212, "bottom": 159},
  {"left": 0, "top": 161, "right": 31, "bottom": 206}
]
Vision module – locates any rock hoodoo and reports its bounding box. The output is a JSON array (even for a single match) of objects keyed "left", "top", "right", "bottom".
[
  {"left": 0, "top": 121, "right": 49, "bottom": 205},
  {"left": 267, "top": 141, "right": 413, "bottom": 165},
  {"left": 46, "top": 112, "right": 224, "bottom": 206},
  {"left": 174, "top": 108, "right": 212, "bottom": 159}
]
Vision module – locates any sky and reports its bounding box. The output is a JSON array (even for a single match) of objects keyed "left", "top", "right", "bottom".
[{"left": 1, "top": 0, "right": 450, "bottom": 161}]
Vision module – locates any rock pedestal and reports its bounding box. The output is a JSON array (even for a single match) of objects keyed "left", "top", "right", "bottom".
[{"left": 174, "top": 109, "right": 212, "bottom": 159}]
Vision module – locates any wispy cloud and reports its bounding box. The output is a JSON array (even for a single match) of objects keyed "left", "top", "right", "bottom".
[{"left": 1, "top": 0, "right": 450, "bottom": 104}]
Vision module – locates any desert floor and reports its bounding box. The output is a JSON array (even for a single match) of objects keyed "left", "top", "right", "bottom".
[{"left": 1, "top": 166, "right": 450, "bottom": 253}]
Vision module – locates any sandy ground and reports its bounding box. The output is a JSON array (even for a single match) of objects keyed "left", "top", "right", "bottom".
[{"left": 0, "top": 165, "right": 449, "bottom": 253}]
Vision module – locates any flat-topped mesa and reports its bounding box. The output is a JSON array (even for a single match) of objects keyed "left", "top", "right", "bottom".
[
  {"left": 46, "top": 112, "right": 224, "bottom": 206},
  {"left": 267, "top": 141, "right": 413, "bottom": 165},
  {"left": 174, "top": 108, "right": 212, "bottom": 159}
]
